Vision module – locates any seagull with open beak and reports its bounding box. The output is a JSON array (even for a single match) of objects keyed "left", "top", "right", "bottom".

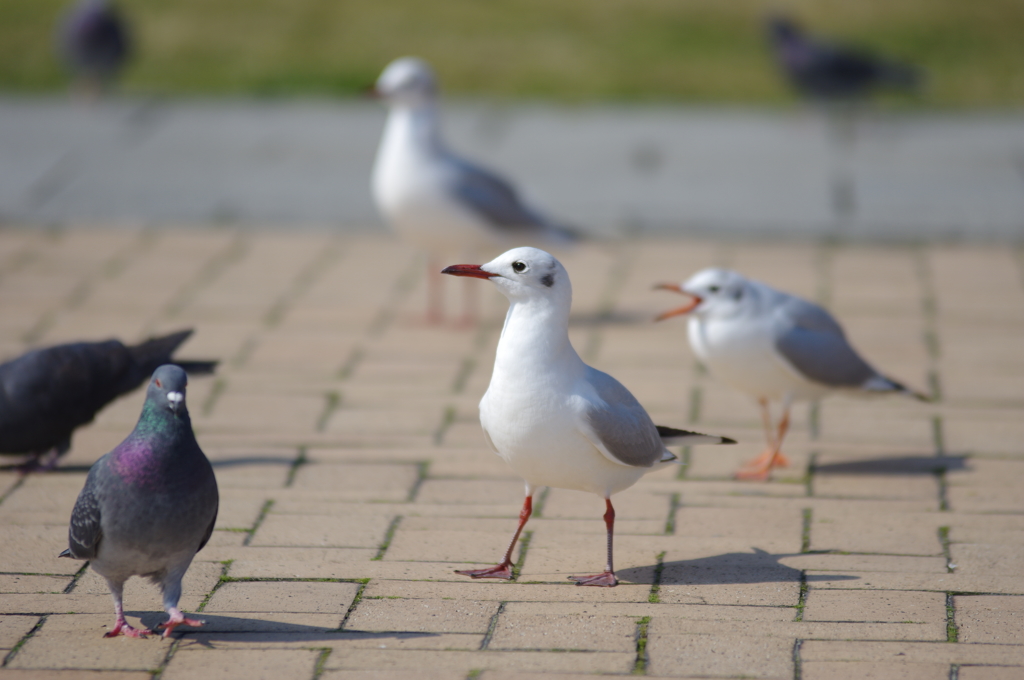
[{"left": 656, "top": 267, "right": 929, "bottom": 480}]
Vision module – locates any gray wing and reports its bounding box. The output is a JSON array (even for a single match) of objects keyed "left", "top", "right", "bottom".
[
  {"left": 579, "top": 367, "right": 665, "bottom": 468},
  {"left": 773, "top": 297, "right": 876, "bottom": 387},
  {"left": 66, "top": 463, "right": 104, "bottom": 559},
  {"left": 446, "top": 156, "right": 549, "bottom": 231}
]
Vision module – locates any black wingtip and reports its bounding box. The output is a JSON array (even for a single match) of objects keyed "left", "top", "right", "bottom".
[
  {"left": 721, "top": 436, "right": 738, "bottom": 445},
  {"left": 58, "top": 549, "right": 72, "bottom": 558},
  {"left": 173, "top": 360, "right": 219, "bottom": 375}
]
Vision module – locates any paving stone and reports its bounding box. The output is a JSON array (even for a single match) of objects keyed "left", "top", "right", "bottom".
[
  {"left": 0, "top": 525, "right": 82, "bottom": 574},
  {"left": 321, "top": 671, "right": 466, "bottom": 680},
  {"left": 343, "top": 598, "right": 498, "bottom": 634},
  {"left": 800, "top": 640, "right": 1024, "bottom": 665},
  {"left": 249, "top": 512, "right": 394, "bottom": 549},
  {"left": 646, "top": 625, "right": 793, "bottom": 678},
  {"left": 0, "top": 672, "right": 152, "bottom": 680},
  {"left": 954, "top": 595, "right": 1024, "bottom": 644},
  {"left": 290, "top": 462, "right": 420, "bottom": 501},
  {"left": 957, "top": 668, "right": 1024, "bottom": 680},
  {"left": 325, "top": 648, "right": 634, "bottom": 673},
  {"left": 203, "top": 581, "right": 361, "bottom": 614},
  {"left": 0, "top": 574, "right": 73, "bottom": 594},
  {"left": 803, "top": 589, "right": 946, "bottom": 624},
  {"left": 163, "top": 648, "right": 320, "bottom": 680},
  {"left": 950, "top": 544, "right": 1024, "bottom": 577},
  {"left": 801, "top": 661, "right": 951, "bottom": 679},
  {"left": 0, "top": 615, "right": 39, "bottom": 650},
  {"left": 7, "top": 615, "right": 172, "bottom": 670}
]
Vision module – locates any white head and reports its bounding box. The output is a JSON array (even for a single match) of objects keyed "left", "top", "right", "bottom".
[
  {"left": 373, "top": 57, "right": 438, "bottom": 107},
  {"left": 655, "top": 267, "right": 752, "bottom": 321},
  {"left": 442, "top": 247, "right": 571, "bottom": 307}
]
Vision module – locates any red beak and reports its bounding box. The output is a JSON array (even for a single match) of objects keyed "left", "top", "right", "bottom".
[
  {"left": 654, "top": 283, "right": 701, "bottom": 321},
  {"left": 441, "top": 264, "right": 493, "bottom": 280}
]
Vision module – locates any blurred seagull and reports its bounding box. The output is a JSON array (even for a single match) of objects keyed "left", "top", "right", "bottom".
[
  {"left": 371, "top": 57, "right": 577, "bottom": 324},
  {"left": 767, "top": 15, "right": 921, "bottom": 101},
  {"left": 444, "top": 248, "right": 734, "bottom": 586},
  {"left": 656, "top": 268, "right": 929, "bottom": 480},
  {"left": 57, "top": 0, "right": 131, "bottom": 99}
]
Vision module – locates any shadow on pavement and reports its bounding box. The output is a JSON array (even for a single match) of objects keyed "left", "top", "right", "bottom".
[
  {"left": 617, "top": 548, "right": 859, "bottom": 586},
  {"left": 815, "top": 455, "right": 967, "bottom": 475}
]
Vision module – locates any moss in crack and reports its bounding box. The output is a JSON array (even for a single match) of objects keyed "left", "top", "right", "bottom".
[
  {"left": 479, "top": 601, "right": 506, "bottom": 650},
  {"left": 664, "top": 494, "right": 680, "bottom": 535},
  {"left": 196, "top": 560, "right": 234, "bottom": 613},
  {"left": 946, "top": 593, "right": 959, "bottom": 642},
  {"left": 511, "top": 530, "right": 533, "bottom": 582},
  {"left": 648, "top": 551, "right": 666, "bottom": 604},
  {"left": 311, "top": 647, "right": 332, "bottom": 680},
  {"left": 632, "top": 616, "right": 651, "bottom": 674},
  {"left": 794, "top": 571, "right": 809, "bottom": 622},
  {"left": 243, "top": 500, "right": 274, "bottom": 546},
  {"left": 372, "top": 516, "right": 403, "bottom": 561},
  {"left": 338, "top": 579, "right": 372, "bottom": 630},
  {"left": 2, "top": 615, "right": 46, "bottom": 667},
  {"left": 801, "top": 508, "right": 812, "bottom": 553}
]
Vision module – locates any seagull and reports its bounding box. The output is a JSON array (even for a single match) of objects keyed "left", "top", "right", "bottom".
[
  {"left": 656, "top": 267, "right": 929, "bottom": 480},
  {"left": 372, "top": 57, "right": 577, "bottom": 324},
  {"left": 60, "top": 365, "right": 219, "bottom": 638},
  {"left": 57, "top": 0, "right": 132, "bottom": 99},
  {"left": 767, "top": 15, "right": 921, "bottom": 101},
  {"left": 443, "top": 247, "right": 734, "bottom": 586}
]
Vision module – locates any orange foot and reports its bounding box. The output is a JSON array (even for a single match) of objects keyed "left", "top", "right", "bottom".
[
  {"left": 455, "top": 563, "right": 513, "bottom": 580},
  {"left": 568, "top": 571, "right": 618, "bottom": 587},
  {"left": 735, "top": 449, "right": 790, "bottom": 481}
]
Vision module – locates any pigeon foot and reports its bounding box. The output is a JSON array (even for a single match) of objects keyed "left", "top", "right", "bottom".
[
  {"left": 569, "top": 571, "right": 618, "bottom": 587},
  {"left": 157, "top": 609, "right": 205, "bottom": 638},
  {"left": 104, "top": 620, "right": 150, "bottom": 638},
  {"left": 455, "top": 564, "right": 514, "bottom": 580}
]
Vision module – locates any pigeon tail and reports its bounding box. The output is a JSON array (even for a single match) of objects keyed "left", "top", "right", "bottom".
[
  {"left": 171, "top": 360, "right": 218, "bottom": 375},
  {"left": 128, "top": 330, "right": 194, "bottom": 374}
]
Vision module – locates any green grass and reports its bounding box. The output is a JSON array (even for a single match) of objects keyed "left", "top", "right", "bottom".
[{"left": 3, "top": 0, "right": 1023, "bottom": 106}]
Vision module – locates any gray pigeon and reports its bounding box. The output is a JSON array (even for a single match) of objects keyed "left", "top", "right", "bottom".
[
  {"left": 60, "top": 365, "right": 219, "bottom": 638},
  {"left": 57, "top": 0, "right": 131, "bottom": 97},
  {"left": 0, "top": 329, "right": 217, "bottom": 470}
]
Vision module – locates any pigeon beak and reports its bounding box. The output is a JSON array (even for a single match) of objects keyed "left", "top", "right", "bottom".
[
  {"left": 441, "top": 264, "right": 494, "bottom": 280},
  {"left": 653, "top": 283, "right": 701, "bottom": 321},
  {"left": 166, "top": 391, "right": 184, "bottom": 414}
]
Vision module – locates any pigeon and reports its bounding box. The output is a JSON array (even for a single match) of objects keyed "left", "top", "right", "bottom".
[
  {"left": 56, "top": 0, "right": 131, "bottom": 98},
  {"left": 656, "top": 267, "right": 929, "bottom": 480},
  {"left": 371, "top": 57, "right": 577, "bottom": 324},
  {"left": 60, "top": 364, "right": 218, "bottom": 638},
  {"left": 443, "top": 248, "right": 734, "bottom": 586},
  {"left": 0, "top": 329, "right": 217, "bottom": 470},
  {"left": 767, "top": 15, "right": 921, "bottom": 101}
]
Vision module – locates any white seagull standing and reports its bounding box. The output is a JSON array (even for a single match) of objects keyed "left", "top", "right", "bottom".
[
  {"left": 443, "top": 248, "right": 734, "bottom": 586},
  {"left": 372, "top": 57, "right": 576, "bottom": 324},
  {"left": 656, "top": 268, "right": 929, "bottom": 480}
]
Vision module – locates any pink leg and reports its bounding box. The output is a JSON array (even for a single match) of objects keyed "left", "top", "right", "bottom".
[
  {"left": 156, "top": 607, "right": 205, "bottom": 638},
  {"left": 456, "top": 496, "right": 532, "bottom": 580},
  {"left": 736, "top": 403, "right": 791, "bottom": 480},
  {"left": 104, "top": 598, "right": 150, "bottom": 638},
  {"left": 569, "top": 499, "right": 618, "bottom": 587}
]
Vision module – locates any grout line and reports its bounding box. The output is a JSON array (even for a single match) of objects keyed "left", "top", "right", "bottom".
[
  {"left": 945, "top": 593, "right": 959, "bottom": 642},
  {"left": 532, "top": 487, "right": 551, "bottom": 518},
  {"left": 335, "top": 345, "right": 365, "bottom": 380},
  {"left": 367, "top": 252, "right": 422, "bottom": 338},
  {"left": 479, "top": 601, "right": 506, "bottom": 651},
  {"left": 310, "top": 647, "right": 332, "bottom": 680},
  {"left": 794, "top": 572, "right": 809, "bottom": 622},
  {"left": 162, "top": 233, "right": 249, "bottom": 318},
  {"left": 337, "top": 579, "right": 371, "bottom": 630},
  {"left": 808, "top": 401, "right": 821, "bottom": 440},
  {"left": 804, "top": 453, "right": 818, "bottom": 498},
  {"left": 664, "top": 494, "right": 680, "bottom": 535},
  {"left": 149, "top": 636, "right": 182, "bottom": 680},
  {"left": 582, "top": 245, "right": 633, "bottom": 364},
  {"left": 938, "top": 527, "right": 955, "bottom": 573},
  {"left": 792, "top": 639, "right": 804, "bottom": 680},
  {"left": 511, "top": 530, "right": 533, "bottom": 582},
  {"left": 316, "top": 392, "right": 341, "bottom": 432},
  {"left": 932, "top": 416, "right": 946, "bottom": 457},
  {"left": 285, "top": 447, "right": 308, "bottom": 488},
  {"left": 62, "top": 561, "right": 91, "bottom": 594},
  {"left": 0, "top": 476, "right": 27, "bottom": 507},
  {"left": 2, "top": 615, "right": 46, "bottom": 667},
  {"left": 632, "top": 615, "right": 651, "bottom": 674},
  {"left": 432, "top": 405, "right": 456, "bottom": 446},
  {"left": 406, "top": 462, "right": 430, "bottom": 503},
  {"left": 465, "top": 670, "right": 483, "bottom": 680},
  {"left": 200, "top": 377, "right": 227, "bottom": 417},
  {"left": 648, "top": 551, "right": 666, "bottom": 604},
  {"left": 243, "top": 500, "right": 275, "bottom": 546},
  {"left": 801, "top": 508, "right": 812, "bottom": 553},
  {"left": 196, "top": 560, "right": 234, "bottom": 613},
  {"left": 687, "top": 385, "right": 702, "bottom": 424},
  {"left": 372, "top": 516, "right": 403, "bottom": 561}
]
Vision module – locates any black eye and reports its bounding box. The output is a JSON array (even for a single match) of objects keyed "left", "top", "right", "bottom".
[
  {"left": 512, "top": 261, "right": 527, "bottom": 273},
  {"left": 708, "top": 285, "right": 720, "bottom": 293}
]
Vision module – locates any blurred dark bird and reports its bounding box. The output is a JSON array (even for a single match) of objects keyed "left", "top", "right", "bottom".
[
  {"left": 767, "top": 16, "right": 921, "bottom": 100},
  {"left": 60, "top": 365, "right": 218, "bottom": 638},
  {"left": 0, "top": 329, "right": 217, "bottom": 471},
  {"left": 56, "top": 0, "right": 132, "bottom": 98}
]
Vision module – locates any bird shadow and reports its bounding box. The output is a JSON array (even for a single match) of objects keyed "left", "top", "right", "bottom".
[
  {"left": 134, "top": 612, "right": 439, "bottom": 644},
  {"left": 617, "top": 548, "right": 858, "bottom": 586},
  {"left": 814, "top": 454, "right": 968, "bottom": 475}
]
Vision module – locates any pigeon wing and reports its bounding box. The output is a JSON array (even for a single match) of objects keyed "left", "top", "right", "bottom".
[
  {"left": 66, "top": 465, "right": 104, "bottom": 559},
  {"left": 773, "top": 297, "right": 876, "bottom": 387},
  {"left": 577, "top": 367, "right": 665, "bottom": 468}
]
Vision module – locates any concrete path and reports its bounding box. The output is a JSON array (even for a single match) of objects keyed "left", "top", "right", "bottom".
[
  {"left": 1, "top": 97, "right": 1023, "bottom": 240},
  {"left": 1, "top": 229, "right": 1022, "bottom": 678}
]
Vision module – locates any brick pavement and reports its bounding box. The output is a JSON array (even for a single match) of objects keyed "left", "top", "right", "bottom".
[{"left": 0, "top": 229, "right": 1022, "bottom": 679}]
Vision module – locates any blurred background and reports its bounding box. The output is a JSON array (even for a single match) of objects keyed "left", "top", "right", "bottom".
[{"left": 1, "top": 0, "right": 1022, "bottom": 238}]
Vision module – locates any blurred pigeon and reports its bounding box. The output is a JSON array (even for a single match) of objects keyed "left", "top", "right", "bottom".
[
  {"left": 0, "top": 329, "right": 217, "bottom": 470},
  {"left": 656, "top": 268, "right": 929, "bottom": 480},
  {"left": 57, "top": 0, "right": 131, "bottom": 97},
  {"left": 767, "top": 15, "right": 921, "bottom": 100},
  {"left": 371, "top": 57, "right": 578, "bottom": 324},
  {"left": 60, "top": 365, "right": 218, "bottom": 638}
]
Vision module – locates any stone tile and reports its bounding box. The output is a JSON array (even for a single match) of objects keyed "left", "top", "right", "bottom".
[
  {"left": 488, "top": 607, "right": 637, "bottom": 652},
  {"left": 800, "top": 640, "right": 1024, "bottom": 665},
  {"left": 343, "top": 598, "right": 498, "bottom": 634},
  {"left": 290, "top": 462, "right": 420, "bottom": 501},
  {"left": 7, "top": 615, "right": 172, "bottom": 670},
  {"left": 325, "top": 648, "right": 634, "bottom": 674},
  {"left": 0, "top": 574, "right": 72, "bottom": 594},
  {"left": 954, "top": 595, "right": 1024, "bottom": 644},
  {"left": 415, "top": 479, "right": 527, "bottom": 505},
  {"left": 801, "top": 661, "right": 950, "bottom": 679},
  {"left": 321, "top": 672, "right": 466, "bottom": 680},
  {"left": 249, "top": 513, "right": 394, "bottom": 549},
  {"left": 958, "top": 668, "right": 1024, "bottom": 680},
  {"left": 0, "top": 615, "right": 39, "bottom": 650},
  {"left": 803, "top": 590, "right": 947, "bottom": 624},
  {"left": 809, "top": 510, "right": 943, "bottom": 555},
  {"left": 360, "top": 579, "right": 652, "bottom": 604},
  {"left": 163, "top": 648, "right": 320, "bottom": 680},
  {"left": 0, "top": 526, "right": 81, "bottom": 575},
  {"left": 0, "top": 672, "right": 152, "bottom": 680},
  {"left": 950, "top": 544, "right": 1024, "bottom": 577},
  {"left": 646, "top": 625, "right": 793, "bottom": 678},
  {"left": 203, "top": 581, "right": 361, "bottom": 614}
]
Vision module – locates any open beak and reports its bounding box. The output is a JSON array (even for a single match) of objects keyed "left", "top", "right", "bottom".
[
  {"left": 654, "top": 283, "right": 701, "bottom": 321},
  {"left": 441, "top": 264, "right": 493, "bottom": 280}
]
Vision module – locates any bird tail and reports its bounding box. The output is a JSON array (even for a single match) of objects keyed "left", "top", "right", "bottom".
[
  {"left": 862, "top": 374, "right": 933, "bottom": 402},
  {"left": 129, "top": 329, "right": 219, "bottom": 376},
  {"left": 58, "top": 548, "right": 72, "bottom": 558},
  {"left": 656, "top": 425, "right": 737, "bottom": 446}
]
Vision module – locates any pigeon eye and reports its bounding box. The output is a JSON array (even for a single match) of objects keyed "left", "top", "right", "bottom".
[
  {"left": 708, "top": 285, "right": 720, "bottom": 293},
  {"left": 154, "top": 379, "right": 162, "bottom": 388},
  {"left": 512, "top": 261, "right": 527, "bottom": 273}
]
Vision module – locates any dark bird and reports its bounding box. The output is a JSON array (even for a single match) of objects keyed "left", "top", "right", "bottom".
[
  {"left": 767, "top": 15, "right": 921, "bottom": 100},
  {"left": 0, "top": 329, "right": 217, "bottom": 470},
  {"left": 56, "top": 0, "right": 131, "bottom": 98},
  {"left": 60, "top": 365, "right": 219, "bottom": 638}
]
